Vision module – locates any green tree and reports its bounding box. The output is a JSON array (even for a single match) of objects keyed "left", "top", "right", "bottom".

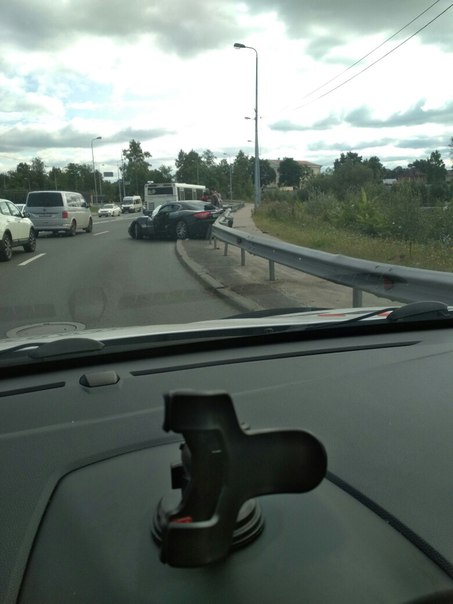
[
  {"left": 48, "top": 167, "right": 63, "bottom": 190},
  {"left": 232, "top": 151, "right": 253, "bottom": 199},
  {"left": 333, "top": 151, "right": 363, "bottom": 171},
  {"left": 201, "top": 149, "right": 216, "bottom": 168},
  {"left": 175, "top": 149, "right": 202, "bottom": 184},
  {"left": 30, "top": 157, "right": 48, "bottom": 189},
  {"left": 217, "top": 159, "right": 232, "bottom": 198},
  {"left": 363, "top": 156, "right": 384, "bottom": 181},
  {"left": 13, "top": 162, "right": 33, "bottom": 190},
  {"left": 278, "top": 157, "right": 302, "bottom": 187},
  {"left": 409, "top": 150, "right": 446, "bottom": 184},
  {"left": 427, "top": 150, "right": 447, "bottom": 183},
  {"left": 64, "top": 163, "right": 94, "bottom": 191},
  {"left": 248, "top": 158, "right": 277, "bottom": 187},
  {"left": 148, "top": 165, "right": 173, "bottom": 183},
  {"left": 331, "top": 153, "right": 373, "bottom": 198},
  {"left": 121, "top": 139, "right": 152, "bottom": 195}
]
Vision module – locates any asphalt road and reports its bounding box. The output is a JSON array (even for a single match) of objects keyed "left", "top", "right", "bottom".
[{"left": 0, "top": 215, "right": 237, "bottom": 338}]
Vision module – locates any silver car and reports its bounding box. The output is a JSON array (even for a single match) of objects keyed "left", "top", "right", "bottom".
[{"left": 25, "top": 191, "right": 93, "bottom": 236}]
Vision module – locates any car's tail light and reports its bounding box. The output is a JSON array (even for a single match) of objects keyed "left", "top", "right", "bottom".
[
  {"left": 62, "top": 210, "right": 69, "bottom": 219},
  {"left": 193, "top": 211, "right": 212, "bottom": 220}
]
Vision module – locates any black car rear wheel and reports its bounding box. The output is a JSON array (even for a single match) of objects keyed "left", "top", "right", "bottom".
[{"left": 175, "top": 220, "right": 188, "bottom": 240}]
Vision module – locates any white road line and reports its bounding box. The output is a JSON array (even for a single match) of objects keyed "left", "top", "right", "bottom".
[
  {"left": 94, "top": 231, "right": 110, "bottom": 236},
  {"left": 19, "top": 253, "right": 46, "bottom": 266}
]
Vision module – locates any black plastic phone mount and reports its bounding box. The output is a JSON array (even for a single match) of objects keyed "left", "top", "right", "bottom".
[{"left": 152, "top": 390, "right": 327, "bottom": 567}]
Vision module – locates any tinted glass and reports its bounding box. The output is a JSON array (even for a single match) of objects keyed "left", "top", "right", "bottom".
[{"left": 26, "top": 192, "right": 63, "bottom": 207}]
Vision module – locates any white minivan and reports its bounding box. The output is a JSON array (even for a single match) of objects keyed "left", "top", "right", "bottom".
[
  {"left": 25, "top": 191, "right": 93, "bottom": 237},
  {"left": 121, "top": 196, "right": 143, "bottom": 213}
]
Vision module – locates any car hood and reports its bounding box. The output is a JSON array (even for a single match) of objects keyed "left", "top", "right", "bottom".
[{"left": 0, "top": 307, "right": 393, "bottom": 351}]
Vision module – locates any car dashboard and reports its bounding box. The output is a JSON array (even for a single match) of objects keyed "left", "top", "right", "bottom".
[{"left": 1, "top": 323, "right": 453, "bottom": 603}]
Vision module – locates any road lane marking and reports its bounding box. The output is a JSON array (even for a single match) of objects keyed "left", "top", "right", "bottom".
[
  {"left": 94, "top": 231, "right": 110, "bottom": 236},
  {"left": 19, "top": 253, "right": 46, "bottom": 266}
]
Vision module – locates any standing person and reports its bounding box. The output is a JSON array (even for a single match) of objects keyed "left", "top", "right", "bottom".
[{"left": 210, "top": 190, "right": 221, "bottom": 208}]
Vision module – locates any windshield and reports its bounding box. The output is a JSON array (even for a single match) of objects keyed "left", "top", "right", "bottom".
[
  {"left": 2, "top": 6, "right": 453, "bottom": 603},
  {"left": 0, "top": 2, "right": 452, "bottom": 344}
]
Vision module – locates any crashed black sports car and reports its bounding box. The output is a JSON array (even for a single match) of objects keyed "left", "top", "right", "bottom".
[{"left": 128, "top": 201, "right": 230, "bottom": 240}]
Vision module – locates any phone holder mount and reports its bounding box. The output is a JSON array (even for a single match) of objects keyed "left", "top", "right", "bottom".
[{"left": 152, "top": 390, "right": 327, "bottom": 567}]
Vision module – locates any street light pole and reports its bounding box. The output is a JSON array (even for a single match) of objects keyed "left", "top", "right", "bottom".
[
  {"left": 234, "top": 42, "right": 261, "bottom": 210},
  {"left": 91, "top": 136, "right": 102, "bottom": 204}
]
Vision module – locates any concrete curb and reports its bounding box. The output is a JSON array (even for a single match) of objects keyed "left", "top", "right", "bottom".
[{"left": 175, "top": 239, "right": 263, "bottom": 313}]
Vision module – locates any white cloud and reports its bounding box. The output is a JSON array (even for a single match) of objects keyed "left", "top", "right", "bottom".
[{"left": 0, "top": 0, "right": 452, "bottom": 172}]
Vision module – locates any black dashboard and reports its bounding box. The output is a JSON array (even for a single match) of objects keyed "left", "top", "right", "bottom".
[{"left": 2, "top": 324, "right": 453, "bottom": 603}]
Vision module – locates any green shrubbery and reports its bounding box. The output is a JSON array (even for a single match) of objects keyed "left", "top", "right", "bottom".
[{"left": 260, "top": 180, "right": 453, "bottom": 248}]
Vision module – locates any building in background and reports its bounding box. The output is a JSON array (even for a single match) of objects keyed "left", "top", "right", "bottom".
[{"left": 267, "top": 159, "right": 322, "bottom": 188}]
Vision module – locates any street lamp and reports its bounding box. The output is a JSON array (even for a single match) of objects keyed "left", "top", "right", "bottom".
[
  {"left": 234, "top": 42, "right": 261, "bottom": 210},
  {"left": 91, "top": 136, "right": 102, "bottom": 204}
]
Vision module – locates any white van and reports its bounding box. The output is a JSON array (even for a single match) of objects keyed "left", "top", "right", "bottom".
[
  {"left": 121, "top": 196, "right": 143, "bottom": 213},
  {"left": 25, "top": 191, "right": 93, "bottom": 237}
]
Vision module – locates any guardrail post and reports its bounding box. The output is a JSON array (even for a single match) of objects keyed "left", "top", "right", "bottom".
[
  {"left": 224, "top": 242, "right": 228, "bottom": 256},
  {"left": 269, "top": 260, "right": 275, "bottom": 281},
  {"left": 241, "top": 249, "right": 246, "bottom": 266},
  {"left": 352, "top": 288, "right": 363, "bottom": 307},
  {"left": 214, "top": 237, "right": 218, "bottom": 250}
]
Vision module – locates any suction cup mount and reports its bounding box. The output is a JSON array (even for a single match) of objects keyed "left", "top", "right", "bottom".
[{"left": 153, "top": 390, "right": 327, "bottom": 567}]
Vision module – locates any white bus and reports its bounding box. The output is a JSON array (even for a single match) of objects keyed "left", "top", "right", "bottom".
[{"left": 143, "top": 182, "right": 206, "bottom": 212}]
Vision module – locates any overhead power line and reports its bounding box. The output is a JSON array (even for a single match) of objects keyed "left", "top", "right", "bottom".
[
  {"left": 298, "top": 0, "right": 444, "bottom": 102},
  {"left": 270, "top": 0, "right": 453, "bottom": 118}
]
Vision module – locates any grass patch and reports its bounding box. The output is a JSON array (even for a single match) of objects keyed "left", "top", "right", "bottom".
[{"left": 254, "top": 213, "right": 453, "bottom": 273}]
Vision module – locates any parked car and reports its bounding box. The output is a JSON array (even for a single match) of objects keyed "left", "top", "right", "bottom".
[
  {"left": 24, "top": 191, "right": 93, "bottom": 236},
  {"left": 14, "top": 203, "right": 26, "bottom": 213},
  {"left": 128, "top": 201, "right": 229, "bottom": 240},
  {"left": 0, "top": 198, "right": 36, "bottom": 261},
  {"left": 98, "top": 203, "right": 121, "bottom": 217}
]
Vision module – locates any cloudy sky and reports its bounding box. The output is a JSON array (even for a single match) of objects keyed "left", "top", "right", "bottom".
[{"left": 1, "top": 0, "right": 452, "bottom": 176}]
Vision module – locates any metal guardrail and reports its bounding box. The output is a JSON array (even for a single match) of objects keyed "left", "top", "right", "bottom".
[{"left": 212, "top": 212, "right": 453, "bottom": 307}]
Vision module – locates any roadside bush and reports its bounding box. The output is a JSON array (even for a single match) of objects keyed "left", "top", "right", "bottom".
[
  {"left": 426, "top": 204, "right": 453, "bottom": 245},
  {"left": 260, "top": 179, "right": 453, "bottom": 250},
  {"left": 377, "top": 181, "right": 427, "bottom": 244},
  {"left": 258, "top": 199, "right": 300, "bottom": 222},
  {"left": 327, "top": 188, "right": 385, "bottom": 236},
  {"left": 303, "top": 189, "right": 338, "bottom": 221}
]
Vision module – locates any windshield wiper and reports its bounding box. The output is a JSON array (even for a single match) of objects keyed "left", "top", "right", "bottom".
[
  {"left": 330, "top": 301, "right": 452, "bottom": 327},
  {"left": 28, "top": 337, "right": 105, "bottom": 359},
  {"left": 0, "top": 337, "right": 105, "bottom": 362},
  {"left": 387, "top": 301, "right": 451, "bottom": 322},
  {"left": 226, "top": 302, "right": 453, "bottom": 329}
]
